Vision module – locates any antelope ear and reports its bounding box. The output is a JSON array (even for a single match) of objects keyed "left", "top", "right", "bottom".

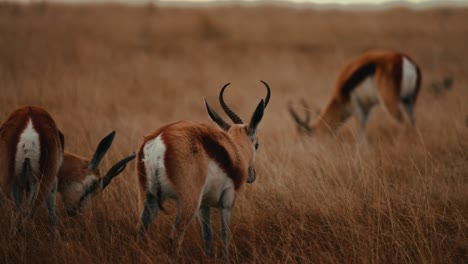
[
  {"left": 204, "top": 98, "right": 231, "bottom": 131},
  {"left": 248, "top": 99, "right": 265, "bottom": 136},
  {"left": 89, "top": 131, "right": 116, "bottom": 171}
]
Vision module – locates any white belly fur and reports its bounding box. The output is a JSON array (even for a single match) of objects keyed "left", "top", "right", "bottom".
[
  {"left": 201, "top": 160, "right": 234, "bottom": 207},
  {"left": 142, "top": 133, "right": 234, "bottom": 207},
  {"left": 15, "top": 119, "right": 41, "bottom": 177},
  {"left": 350, "top": 76, "right": 379, "bottom": 107},
  {"left": 400, "top": 57, "right": 418, "bottom": 98}
]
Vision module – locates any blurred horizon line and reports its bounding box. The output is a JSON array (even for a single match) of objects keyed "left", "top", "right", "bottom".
[{"left": 10, "top": 0, "right": 468, "bottom": 10}]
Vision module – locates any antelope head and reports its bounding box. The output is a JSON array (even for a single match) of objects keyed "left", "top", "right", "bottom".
[
  {"left": 204, "top": 81, "right": 271, "bottom": 184},
  {"left": 288, "top": 99, "right": 320, "bottom": 136},
  {"left": 58, "top": 131, "right": 136, "bottom": 216}
]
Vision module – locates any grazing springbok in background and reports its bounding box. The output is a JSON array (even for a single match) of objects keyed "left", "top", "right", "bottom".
[
  {"left": 137, "top": 81, "right": 271, "bottom": 257},
  {"left": 0, "top": 106, "right": 64, "bottom": 227},
  {"left": 289, "top": 50, "right": 422, "bottom": 141},
  {"left": 57, "top": 131, "right": 136, "bottom": 216}
]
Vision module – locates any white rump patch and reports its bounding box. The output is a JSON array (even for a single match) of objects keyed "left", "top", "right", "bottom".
[
  {"left": 15, "top": 119, "right": 41, "bottom": 177},
  {"left": 142, "top": 133, "right": 175, "bottom": 198},
  {"left": 400, "top": 57, "right": 418, "bottom": 98}
]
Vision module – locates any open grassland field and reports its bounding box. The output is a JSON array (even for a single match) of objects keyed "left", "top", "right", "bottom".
[{"left": 0, "top": 3, "right": 467, "bottom": 263}]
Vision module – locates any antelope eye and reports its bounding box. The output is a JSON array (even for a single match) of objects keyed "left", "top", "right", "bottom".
[{"left": 254, "top": 143, "right": 259, "bottom": 150}]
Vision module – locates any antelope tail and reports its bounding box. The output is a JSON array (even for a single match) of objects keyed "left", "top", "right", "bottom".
[{"left": 154, "top": 166, "right": 165, "bottom": 212}]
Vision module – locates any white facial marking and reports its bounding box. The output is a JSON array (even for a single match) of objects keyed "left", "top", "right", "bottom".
[
  {"left": 80, "top": 174, "right": 98, "bottom": 207},
  {"left": 400, "top": 57, "right": 418, "bottom": 98},
  {"left": 83, "top": 174, "right": 97, "bottom": 188},
  {"left": 201, "top": 160, "right": 234, "bottom": 207},
  {"left": 15, "top": 119, "right": 41, "bottom": 177},
  {"left": 143, "top": 133, "right": 176, "bottom": 199}
]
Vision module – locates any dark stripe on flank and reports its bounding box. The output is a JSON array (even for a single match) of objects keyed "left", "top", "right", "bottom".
[
  {"left": 200, "top": 134, "right": 242, "bottom": 190},
  {"left": 341, "top": 62, "right": 377, "bottom": 98}
]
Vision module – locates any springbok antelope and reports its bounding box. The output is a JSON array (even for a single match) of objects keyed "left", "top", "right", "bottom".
[
  {"left": 0, "top": 106, "right": 64, "bottom": 227},
  {"left": 137, "top": 81, "right": 271, "bottom": 257},
  {"left": 289, "top": 50, "right": 421, "bottom": 140},
  {"left": 57, "top": 131, "right": 136, "bottom": 216}
]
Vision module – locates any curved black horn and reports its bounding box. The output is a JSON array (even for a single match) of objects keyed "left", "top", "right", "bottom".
[
  {"left": 219, "top": 83, "right": 244, "bottom": 124},
  {"left": 260, "top": 80, "right": 271, "bottom": 108},
  {"left": 205, "top": 98, "right": 231, "bottom": 131}
]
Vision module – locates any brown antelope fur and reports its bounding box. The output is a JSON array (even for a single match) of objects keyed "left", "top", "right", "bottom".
[
  {"left": 0, "top": 106, "right": 63, "bottom": 226},
  {"left": 137, "top": 81, "right": 270, "bottom": 257},
  {"left": 137, "top": 122, "right": 249, "bottom": 196},
  {"left": 289, "top": 50, "right": 422, "bottom": 139},
  {"left": 1, "top": 106, "right": 135, "bottom": 222},
  {"left": 57, "top": 131, "right": 136, "bottom": 216}
]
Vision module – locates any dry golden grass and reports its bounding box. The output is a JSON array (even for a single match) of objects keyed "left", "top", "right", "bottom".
[{"left": 0, "top": 2, "right": 467, "bottom": 263}]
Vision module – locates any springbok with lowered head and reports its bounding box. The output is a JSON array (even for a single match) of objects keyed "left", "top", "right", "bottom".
[
  {"left": 137, "top": 81, "right": 271, "bottom": 257},
  {"left": 0, "top": 106, "right": 64, "bottom": 227},
  {"left": 57, "top": 131, "right": 136, "bottom": 216},
  {"left": 289, "top": 50, "right": 421, "bottom": 141}
]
